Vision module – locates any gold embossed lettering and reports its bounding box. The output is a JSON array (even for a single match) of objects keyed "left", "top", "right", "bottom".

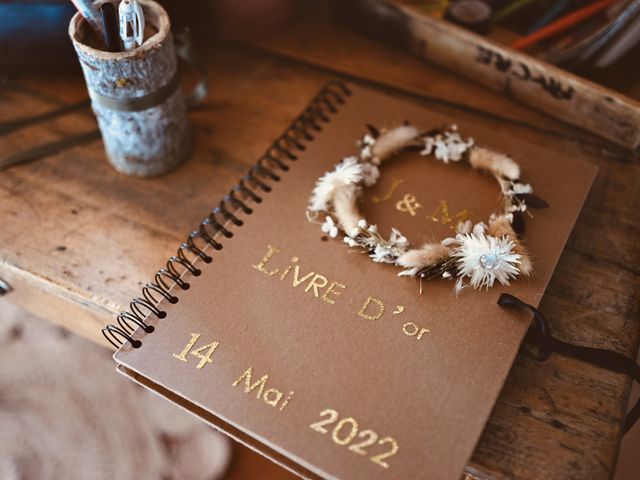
[
  {"left": 372, "top": 178, "right": 403, "bottom": 204},
  {"left": 305, "top": 274, "right": 328, "bottom": 297},
  {"left": 253, "top": 245, "right": 280, "bottom": 276},
  {"left": 233, "top": 367, "right": 294, "bottom": 411},
  {"left": 402, "top": 322, "right": 430, "bottom": 340},
  {"left": 253, "top": 246, "right": 346, "bottom": 306},
  {"left": 279, "top": 391, "right": 295, "bottom": 411},
  {"left": 263, "top": 388, "right": 283, "bottom": 406},
  {"left": 358, "top": 296, "right": 385, "bottom": 320},
  {"left": 371, "top": 437, "right": 399, "bottom": 469},
  {"left": 279, "top": 257, "right": 298, "bottom": 280},
  {"left": 173, "top": 334, "right": 219, "bottom": 369},
  {"left": 190, "top": 341, "right": 219, "bottom": 369},
  {"left": 173, "top": 333, "right": 200, "bottom": 363},
  {"left": 396, "top": 193, "right": 422, "bottom": 216},
  {"left": 232, "top": 367, "right": 268, "bottom": 398},
  {"left": 310, "top": 408, "right": 399, "bottom": 469},
  {"left": 429, "top": 200, "right": 451, "bottom": 224},
  {"left": 321, "top": 281, "right": 345, "bottom": 304},
  {"left": 292, "top": 264, "right": 315, "bottom": 287}
]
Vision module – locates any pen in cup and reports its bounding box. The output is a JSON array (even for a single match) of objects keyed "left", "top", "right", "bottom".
[
  {"left": 100, "top": 2, "right": 121, "bottom": 52},
  {"left": 119, "top": 0, "right": 145, "bottom": 51}
]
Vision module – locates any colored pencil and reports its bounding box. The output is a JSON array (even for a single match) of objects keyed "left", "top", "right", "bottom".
[
  {"left": 526, "top": 0, "right": 572, "bottom": 34},
  {"left": 493, "top": 0, "right": 538, "bottom": 24},
  {"left": 511, "top": 0, "right": 616, "bottom": 50}
]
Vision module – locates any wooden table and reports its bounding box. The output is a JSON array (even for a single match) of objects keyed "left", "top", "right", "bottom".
[{"left": 1, "top": 12, "right": 638, "bottom": 480}]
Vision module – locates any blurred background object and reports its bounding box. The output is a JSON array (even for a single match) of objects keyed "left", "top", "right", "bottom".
[
  {"left": 0, "top": 0, "right": 77, "bottom": 72},
  {"left": 0, "top": 301, "right": 232, "bottom": 480},
  {"left": 2, "top": 0, "right": 639, "bottom": 89}
]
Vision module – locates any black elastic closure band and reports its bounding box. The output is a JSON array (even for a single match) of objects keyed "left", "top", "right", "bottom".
[
  {"left": 498, "top": 293, "right": 640, "bottom": 435},
  {"left": 89, "top": 71, "right": 181, "bottom": 112}
]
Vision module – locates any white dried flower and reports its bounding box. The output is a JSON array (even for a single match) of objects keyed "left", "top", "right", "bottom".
[
  {"left": 357, "top": 219, "right": 368, "bottom": 229},
  {"left": 389, "top": 228, "right": 408, "bottom": 248},
  {"left": 456, "top": 220, "right": 473, "bottom": 234},
  {"left": 321, "top": 216, "right": 339, "bottom": 238},
  {"left": 434, "top": 141, "right": 451, "bottom": 162},
  {"left": 361, "top": 163, "right": 380, "bottom": 187},
  {"left": 343, "top": 236, "right": 358, "bottom": 247},
  {"left": 421, "top": 127, "right": 473, "bottom": 164},
  {"left": 372, "top": 125, "right": 420, "bottom": 163},
  {"left": 398, "top": 266, "right": 420, "bottom": 277},
  {"left": 421, "top": 137, "right": 435, "bottom": 156},
  {"left": 511, "top": 182, "right": 533, "bottom": 194},
  {"left": 441, "top": 236, "right": 457, "bottom": 247},
  {"left": 308, "top": 156, "right": 363, "bottom": 212},
  {"left": 472, "top": 222, "right": 487, "bottom": 236},
  {"left": 452, "top": 233, "right": 521, "bottom": 289},
  {"left": 370, "top": 244, "right": 396, "bottom": 264},
  {"left": 367, "top": 224, "right": 378, "bottom": 234}
]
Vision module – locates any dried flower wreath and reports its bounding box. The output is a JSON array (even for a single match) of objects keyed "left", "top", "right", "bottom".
[{"left": 307, "top": 124, "right": 549, "bottom": 292}]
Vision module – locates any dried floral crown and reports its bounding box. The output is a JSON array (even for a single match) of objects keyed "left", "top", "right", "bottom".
[{"left": 307, "top": 124, "right": 549, "bottom": 292}]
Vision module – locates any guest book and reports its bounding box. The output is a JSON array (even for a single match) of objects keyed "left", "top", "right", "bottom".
[{"left": 106, "top": 82, "right": 597, "bottom": 479}]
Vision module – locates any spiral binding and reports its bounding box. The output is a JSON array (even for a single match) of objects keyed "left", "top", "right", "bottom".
[{"left": 102, "top": 81, "right": 352, "bottom": 349}]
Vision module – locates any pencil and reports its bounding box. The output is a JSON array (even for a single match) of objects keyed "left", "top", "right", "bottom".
[
  {"left": 510, "top": 0, "right": 616, "bottom": 51},
  {"left": 69, "top": 0, "right": 104, "bottom": 37},
  {"left": 526, "top": 0, "right": 572, "bottom": 34},
  {"left": 493, "top": 0, "right": 538, "bottom": 24}
]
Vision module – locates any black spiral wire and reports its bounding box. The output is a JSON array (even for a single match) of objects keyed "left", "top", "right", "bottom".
[{"left": 102, "top": 81, "right": 352, "bottom": 349}]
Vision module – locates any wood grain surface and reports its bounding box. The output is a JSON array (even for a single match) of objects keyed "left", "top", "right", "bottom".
[{"left": 0, "top": 16, "right": 638, "bottom": 480}]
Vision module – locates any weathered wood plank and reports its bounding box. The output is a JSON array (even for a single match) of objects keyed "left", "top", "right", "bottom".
[{"left": 253, "top": 13, "right": 635, "bottom": 160}]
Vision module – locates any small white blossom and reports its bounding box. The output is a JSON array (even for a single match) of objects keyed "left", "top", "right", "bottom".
[
  {"left": 361, "top": 145, "right": 373, "bottom": 160},
  {"left": 442, "top": 271, "right": 452, "bottom": 279},
  {"left": 361, "top": 163, "right": 380, "bottom": 187},
  {"left": 343, "top": 236, "right": 359, "bottom": 247},
  {"left": 389, "top": 228, "right": 408, "bottom": 248},
  {"left": 398, "top": 266, "right": 420, "bottom": 277},
  {"left": 370, "top": 244, "right": 396, "bottom": 264},
  {"left": 421, "top": 127, "right": 474, "bottom": 164},
  {"left": 348, "top": 227, "right": 360, "bottom": 238},
  {"left": 472, "top": 222, "right": 487, "bottom": 236},
  {"left": 434, "top": 142, "right": 450, "bottom": 162},
  {"left": 452, "top": 233, "right": 521, "bottom": 289},
  {"left": 367, "top": 224, "right": 378, "bottom": 234},
  {"left": 363, "top": 134, "right": 375, "bottom": 146},
  {"left": 441, "top": 236, "right": 457, "bottom": 247},
  {"left": 357, "top": 219, "right": 368, "bottom": 229},
  {"left": 456, "top": 220, "right": 473, "bottom": 234},
  {"left": 421, "top": 137, "right": 435, "bottom": 156},
  {"left": 321, "top": 216, "right": 339, "bottom": 238},
  {"left": 511, "top": 182, "right": 533, "bottom": 194}
]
